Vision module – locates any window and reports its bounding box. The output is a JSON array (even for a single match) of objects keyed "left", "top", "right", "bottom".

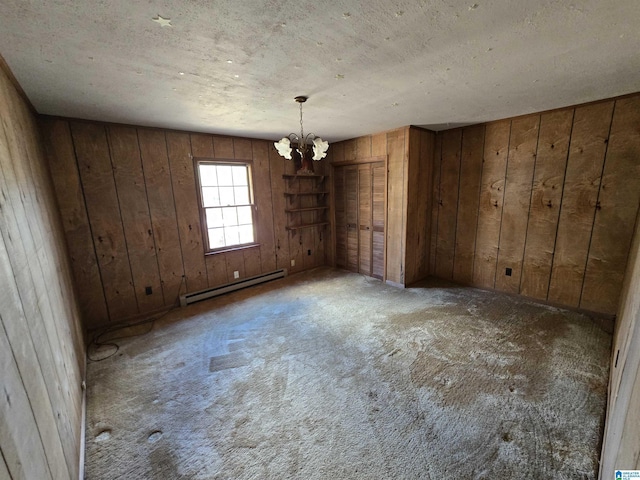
[{"left": 196, "top": 160, "right": 256, "bottom": 252}]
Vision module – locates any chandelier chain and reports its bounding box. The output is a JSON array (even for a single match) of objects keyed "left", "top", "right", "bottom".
[{"left": 299, "top": 102, "right": 304, "bottom": 143}]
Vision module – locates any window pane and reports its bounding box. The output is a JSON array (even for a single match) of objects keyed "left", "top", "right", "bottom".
[
  {"left": 232, "top": 166, "right": 248, "bottom": 186},
  {"left": 208, "top": 228, "right": 226, "bottom": 249},
  {"left": 199, "top": 164, "right": 218, "bottom": 186},
  {"left": 237, "top": 206, "right": 252, "bottom": 225},
  {"left": 234, "top": 186, "right": 250, "bottom": 205},
  {"left": 202, "top": 187, "right": 220, "bottom": 207},
  {"left": 238, "top": 225, "right": 254, "bottom": 244},
  {"left": 216, "top": 165, "right": 233, "bottom": 186},
  {"left": 221, "top": 207, "right": 238, "bottom": 226},
  {"left": 224, "top": 226, "right": 240, "bottom": 246},
  {"left": 219, "top": 186, "right": 235, "bottom": 206},
  {"left": 205, "top": 207, "right": 223, "bottom": 228}
]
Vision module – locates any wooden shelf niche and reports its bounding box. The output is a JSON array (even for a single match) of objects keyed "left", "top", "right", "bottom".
[{"left": 283, "top": 174, "right": 329, "bottom": 231}]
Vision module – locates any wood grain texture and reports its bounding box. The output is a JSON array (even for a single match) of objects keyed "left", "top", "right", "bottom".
[
  {"left": 430, "top": 134, "right": 442, "bottom": 275},
  {"left": 472, "top": 121, "right": 511, "bottom": 288},
  {"left": 107, "top": 125, "right": 164, "bottom": 311},
  {"left": 385, "top": 128, "right": 407, "bottom": 284},
  {"left": 495, "top": 115, "right": 540, "bottom": 293},
  {"left": 547, "top": 102, "right": 614, "bottom": 307},
  {"left": 251, "top": 140, "right": 276, "bottom": 273},
  {"left": 435, "top": 129, "right": 462, "bottom": 280},
  {"left": 334, "top": 165, "right": 347, "bottom": 268},
  {"left": 372, "top": 162, "right": 386, "bottom": 280},
  {"left": 356, "top": 136, "right": 372, "bottom": 159},
  {"left": 40, "top": 118, "right": 108, "bottom": 326},
  {"left": 167, "top": 132, "right": 209, "bottom": 292},
  {"left": 599, "top": 211, "right": 640, "bottom": 475},
  {"left": 224, "top": 249, "right": 246, "bottom": 283},
  {"left": 71, "top": 121, "right": 137, "bottom": 319},
  {"left": 138, "top": 129, "right": 185, "bottom": 306},
  {"left": 519, "top": 110, "right": 573, "bottom": 300},
  {"left": 269, "top": 147, "right": 290, "bottom": 271},
  {"left": 0, "top": 68, "right": 85, "bottom": 480},
  {"left": 452, "top": 125, "right": 485, "bottom": 284},
  {"left": 581, "top": 96, "right": 640, "bottom": 314}
]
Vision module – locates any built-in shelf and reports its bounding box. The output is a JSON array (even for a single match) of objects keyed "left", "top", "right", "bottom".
[
  {"left": 285, "top": 206, "right": 329, "bottom": 213},
  {"left": 283, "top": 174, "right": 329, "bottom": 233},
  {"left": 284, "top": 191, "right": 329, "bottom": 196},
  {"left": 285, "top": 222, "right": 330, "bottom": 231}
]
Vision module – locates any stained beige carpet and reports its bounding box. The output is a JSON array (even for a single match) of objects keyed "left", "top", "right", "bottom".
[{"left": 85, "top": 268, "right": 611, "bottom": 479}]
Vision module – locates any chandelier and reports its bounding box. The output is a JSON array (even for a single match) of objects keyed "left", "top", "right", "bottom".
[{"left": 274, "top": 96, "right": 329, "bottom": 172}]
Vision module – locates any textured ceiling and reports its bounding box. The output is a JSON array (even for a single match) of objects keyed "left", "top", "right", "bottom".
[{"left": 1, "top": 0, "right": 639, "bottom": 142}]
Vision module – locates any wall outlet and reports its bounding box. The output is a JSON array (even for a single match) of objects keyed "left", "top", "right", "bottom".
[
  {"left": 505, "top": 268, "right": 512, "bottom": 276},
  {"left": 145, "top": 286, "right": 152, "bottom": 295},
  {"left": 291, "top": 259, "right": 295, "bottom": 267},
  {"left": 233, "top": 271, "right": 240, "bottom": 279}
]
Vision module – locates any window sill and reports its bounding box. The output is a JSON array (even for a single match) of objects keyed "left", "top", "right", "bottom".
[{"left": 205, "top": 243, "right": 261, "bottom": 256}]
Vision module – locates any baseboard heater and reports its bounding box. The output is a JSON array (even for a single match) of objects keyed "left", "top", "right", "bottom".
[{"left": 179, "top": 268, "right": 288, "bottom": 307}]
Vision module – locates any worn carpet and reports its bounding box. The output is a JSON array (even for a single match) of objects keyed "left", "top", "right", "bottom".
[{"left": 84, "top": 267, "right": 611, "bottom": 479}]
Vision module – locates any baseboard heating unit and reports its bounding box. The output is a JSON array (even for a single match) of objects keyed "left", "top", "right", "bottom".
[{"left": 179, "top": 268, "right": 288, "bottom": 307}]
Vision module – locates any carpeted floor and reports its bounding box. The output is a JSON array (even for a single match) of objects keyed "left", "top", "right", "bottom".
[{"left": 84, "top": 267, "right": 611, "bottom": 479}]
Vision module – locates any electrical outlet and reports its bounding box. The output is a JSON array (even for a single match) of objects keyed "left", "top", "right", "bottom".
[
  {"left": 505, "top": 268, "right": 512, "bottom": 277},
  {"left": 233, "top": 271, "right": 240, "bottom": 279},
  {"left": 291, "top": 259, "right": 295, "bottom": 267},
  {"left": 145, "top": 286, "right": 152, "bottom": 295}
]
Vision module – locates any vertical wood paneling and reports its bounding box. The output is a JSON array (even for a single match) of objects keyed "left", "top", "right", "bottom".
[
  {"left": 429, "top": 134, "right": 442, "bottom": 275},
  {"left": 520, "top": 110, "right": 573, "bottom": 300},
  {"left": 71, "top": 122, "right": 137, "bottom": 319},
  {"left": 435, "top": 129, "right": 462, "bottom": 279},
  {"left": 433, "top": 95, "right": 640, "bottom": 314},
  {"left": 472, "top": 120, "right": 511, "bottom": 288},
  {"left": 167, "top": 132, "right": 209, "bottom": 292},
  {"left": 334, "top": 166, "right": 347, "bottom": 268},
  {"left": 214, "top": 136, "right": 235, "bottom": 158},
  {"left": 40, "top": 118, "right": 108, "bottom": 326},
  {"left": 345, "top": 165, "right": 359, "bottom": 272},
  {"left": 356, "top": 136, "right": 372, "bottom": 159},
  {"left": 1, "top": 65, "right": 85, "bottom": 480},
  {"left": 344, "top": 139, "right": 357, "bottom": 162},
  {"left": 495, "top": 115, "right": 540, "bottom": 293},
  {"left": 138, "top": 129, "right": 185, "bottom": 306},
  {"left": 224, "top": 250, "right": 246, "bottom": 283},
  {"left": 386, "top": 128, "right": 407, "bottom": 284},
  {"left": 107, "top": 125, "right": 164, "bottom": 311},
  {"left": 452, "top": 125, "right": 485, "bottom": 284},
  {"left": 252, "top": 140, "right": 276, "bottom": 273},
  {"left": 547, "top": 102, "right": 614, "bottom": 307},
  {"left": 371, "top": 132, "right": 387, "bottom": 157},
  {"left": 404, "top": 129, "right": 422, "bottom": 284},
  {"left": 269, "top": 146, "right": 291, "bottom": 271},
  {"left": 581, "top": 96, "right": 640, "bottom": 313}
]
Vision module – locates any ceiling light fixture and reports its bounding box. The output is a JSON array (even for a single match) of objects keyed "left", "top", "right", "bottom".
[{"left": 274, "top": 96, "right": 328, "bottom": 174}]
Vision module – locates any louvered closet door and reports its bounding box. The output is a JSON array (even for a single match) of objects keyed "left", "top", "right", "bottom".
[
  {"left": 371, "top": 162, "right": 385, "bottom": 279},
  {"left": 334, "top": 161, "right": 385, "bottom": 279},
  {"left": 345, "top": 166, "right": 359, "bottom": 272}
]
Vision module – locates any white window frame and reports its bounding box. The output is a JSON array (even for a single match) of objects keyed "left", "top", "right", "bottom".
[{"left": 195, "top": 158, "right": 258, "bottom": 254}]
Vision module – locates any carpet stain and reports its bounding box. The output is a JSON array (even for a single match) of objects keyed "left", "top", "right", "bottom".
[{"left": 84, "top": 267, "right": 611, "bottom": 480}]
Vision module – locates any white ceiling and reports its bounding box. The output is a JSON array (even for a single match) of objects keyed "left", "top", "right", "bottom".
[{"left": 1, "top": 0, "right": 639, "bottom": 142}]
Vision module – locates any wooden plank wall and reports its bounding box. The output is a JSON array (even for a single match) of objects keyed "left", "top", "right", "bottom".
[
  {"left": 599, "top": 208, "right": 640, "bottom": 473},
  {"left": 405, "top": 127, "right": 435, "bottom": 285},
  {"left": 430, "top": 94, "right": 640, "bottom": 315},
  {"left": 328, "top": 126, "right": 434, "bottom": 286},
  {"left": 41, "top": 117, "right": 327, "bottom": 329},
  {"left": 0, "top": 62, "right": 85, "bottom": 479}
]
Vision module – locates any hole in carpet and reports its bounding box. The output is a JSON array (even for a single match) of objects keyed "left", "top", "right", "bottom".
[
  {"left": 148, "top": 430, "right": 163, "bottom": 443},
  {"left": 95, "top": 429, "right": 111, "bottom": 442}
]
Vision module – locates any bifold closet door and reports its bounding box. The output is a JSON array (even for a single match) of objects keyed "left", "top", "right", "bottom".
[{"left": 334, "top": 162, "right": 385, "bottom": 279}]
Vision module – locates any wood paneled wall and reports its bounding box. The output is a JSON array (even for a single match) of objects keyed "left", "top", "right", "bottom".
[
  {"left": 600, "top": 208, "right": 640, "bottom": 473},
  {"left": 430, "top": 94, "right": 640, "bottom": 315},
  {"left": 0, "top": 62, "right": 85, "bottom": 479},
  {"left": 41, "top": 118, "right": 328, "bottom": 329},
  {"left": 329, "top": 126, "right": 434, "bottom": 286}
]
